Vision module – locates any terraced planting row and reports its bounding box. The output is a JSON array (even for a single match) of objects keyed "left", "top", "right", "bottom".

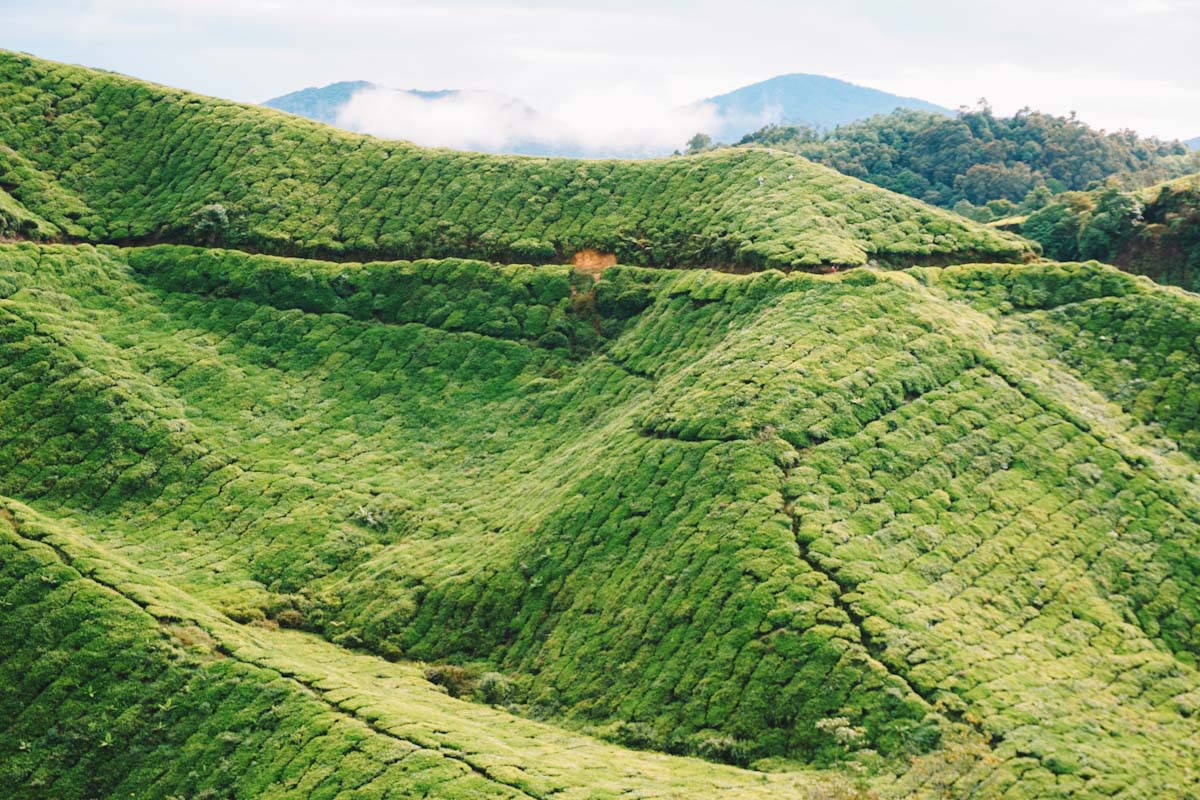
[
  {"left": 0, "top": 501, "right": 853, "bottom": 800},
  {"left": 2, "top": 243, "right": 1199, "bottom": 796},
  {"left": 0, "top": 51, "right": 1031, "bottom": 270}
]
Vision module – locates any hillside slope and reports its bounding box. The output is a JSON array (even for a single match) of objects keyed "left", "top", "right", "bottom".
[
  {"left": 0, "top": 51, "right": 1029, "bottom": 271},
  {"left": 1, "top": 497, "right": 854, "bottom": 799},
  {"left": 3, "top": 242, "right": 1200, "bottom": 796},
  {"left": 734, "top": 108, "right": 1188, "bottom": 215}
]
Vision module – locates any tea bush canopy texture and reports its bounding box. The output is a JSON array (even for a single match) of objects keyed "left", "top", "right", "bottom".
[
  {"left": 0, "top": 51, "right": 1030, "bottom": 271},
  {"left": 1, "top": 50, "right": 1199, "bottom": 800}
]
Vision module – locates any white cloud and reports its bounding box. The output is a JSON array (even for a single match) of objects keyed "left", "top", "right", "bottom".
[
  {"left": 6, "top": 0, "right": 1200, "bottom": 140},
  {"left": 336, "top": 85, "right": 720, "bottom": 157}
]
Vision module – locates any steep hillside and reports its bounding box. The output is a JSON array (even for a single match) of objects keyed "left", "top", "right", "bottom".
[
  {"left": 1022, "top": 173, "right": 1200, "bottom": 290},
  {"left": 1, "top": 497, "right": 853, "bottom": 799},
  {"left": 0, "top": 51, "right": 1030, "bottom": 271},
  {"left": 700, "top": 74, "right": 951, "bottom": 144},
  {"left": 3, "top": 242, "right": 1200, "bottom": 797}
]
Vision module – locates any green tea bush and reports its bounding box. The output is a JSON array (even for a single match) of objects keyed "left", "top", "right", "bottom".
[
  {"left": 0, "top": 51, "right": 1031, "bottom": 272},
  {"left": 1, "top": 185, "right": 1199, "bottom": 796}
]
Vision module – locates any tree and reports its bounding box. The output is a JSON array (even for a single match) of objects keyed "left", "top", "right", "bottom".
[
  {"left": 1078, "top": 185, "right": 1142, "bottom": 261},
  {"left": 1023, "top": 201, "right": 1084, "bottom": 261},
  {"left": 685, "top": 133, "right": 713, "bottom": 155},
  {"left": 191, "top": 203, "right": 230, "bottom": 246}
]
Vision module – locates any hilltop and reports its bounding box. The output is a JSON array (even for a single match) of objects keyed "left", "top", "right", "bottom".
[
  {"left": 2, "top": 50, "right": 1200, "bottom": 800},
  {"left": 264, "top": 83, "right": 507, "bottom": 130},
  {"left": 263, "top": 79, "right": 381, "bottom": 124},
  {"left": 261, "top": 73, "right": 950, "bottom": 157}
]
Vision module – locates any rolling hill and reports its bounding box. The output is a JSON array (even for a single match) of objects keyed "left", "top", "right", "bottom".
[
  {"left": 0, "top": 51, "right": 1029, "bottom": 271},
  {"left": 2, "top": 50, "right": 1200, "bottom": 799},
  {"left": 734, "top": 108, "right": 1190, "bottom": 216},
  {"left": 263, "top": 80, "right": 380, "bottom": 124}
]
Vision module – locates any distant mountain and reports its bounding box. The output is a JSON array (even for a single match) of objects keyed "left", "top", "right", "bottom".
[
  {"left": 264, "top": 74, "right": 952, "bottom": 158},
  {"left": 1187, "top": 136, "right": 1200, "bottom": 151},
  {"left": 700, "top": 73, "right": 952, "bottom": 143},
  {"left": 264, "top": 81, "right": 459, "bottom": 125}
]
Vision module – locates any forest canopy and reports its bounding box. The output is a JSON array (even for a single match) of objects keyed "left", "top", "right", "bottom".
[{"left": 731, "top": 106, "right": 1197, "bottom": 221}]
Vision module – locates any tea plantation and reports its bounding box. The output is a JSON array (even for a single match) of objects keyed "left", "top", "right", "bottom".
[
  {"left": 0, "top": 51, "right": 1030, "bottom": 271},
  {"left": 1, "top": 51, "right": 1199, "bottom": 800}
]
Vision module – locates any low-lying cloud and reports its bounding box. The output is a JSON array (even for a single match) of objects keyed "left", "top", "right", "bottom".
[{"left": 336, "top": 86, "right": 722, "bottom": 158}]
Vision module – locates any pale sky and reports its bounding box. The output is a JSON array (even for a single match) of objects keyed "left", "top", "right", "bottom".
[{"left": 4, "top": 0, "right": 1200, "bottom": 140}]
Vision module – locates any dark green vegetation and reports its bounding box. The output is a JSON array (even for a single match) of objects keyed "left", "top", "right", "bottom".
[
  {"left": 1022, "top": 174, "right": 1200, "bottom": 290},
  {"left": 3, "top": 51, "right": 1200, "bottom": 799},
  {"left": 736, "top": 107, "right": 1192, "bottom": 221},
  {"left": 0, "top": 51, "right": 1029, "bottom": 271},
  {"left": 698, "top": 73, "right": 950, "bottom": 144}
]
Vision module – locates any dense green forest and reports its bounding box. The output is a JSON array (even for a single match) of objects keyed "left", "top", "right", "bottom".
[
  {"left": 0, "top": 51, "right": 1029, "bottom": 271},
  {"left": 732, "top": 107, "right": 1196, "bottom": 222},
  {"left": 1020, "top": 173, "right": 1200, "bottom": 290},
  {"left": 3, "top": 51, "right": 1200, "bottom": 799}
]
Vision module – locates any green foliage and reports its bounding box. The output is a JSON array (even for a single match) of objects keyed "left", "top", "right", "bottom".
[
  {"left": 0, "top": 186, "right": 58, "bottom": 240},
  {"left": 738, "top": 106, "right": 1187, "bottom": 210},
  {"left": 686, "top": 132, "right": 715, "bottom": 154},
  {"left": 1078, "top": 185, "right": 1143, "bottom": 260},
  {"left": 0, "top": 500, "right": 839, "bottom": 799},
  {"left": 1, "top": 46, "right": 1198, "bottom": 800},
  {"left": 3, "top": 243, "right": 1200, "bottom": 797},
  {"left": 189, "top": 202, "right": 231, "bottom": 246},
  {"left": 0, "top": 50, "right": 1029, "bottom": 270},
  {"left": 1022, "top": 174, "right": 1200, "bottom": 289}
]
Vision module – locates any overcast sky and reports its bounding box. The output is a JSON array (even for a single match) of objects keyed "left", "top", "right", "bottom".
[{"left": 4, "top": 0, "right": 1200, "bottom": 140}]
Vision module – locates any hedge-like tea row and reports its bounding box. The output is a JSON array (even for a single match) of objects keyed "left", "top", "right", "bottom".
[
  {"left": 0, "top": 51, "right": 1031, "bottom": 270},
  {"left": 2, "top": 243, "right": 1199, "bottom": 796},
  {"left": 1, "top": 502, "right": 838, "bottom": 800}
]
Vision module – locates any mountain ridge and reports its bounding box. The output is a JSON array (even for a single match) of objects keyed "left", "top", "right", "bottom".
[
  {"left": 700, "top": 73, "right": 952, "bottom": 142},
  {"left": 260, "top": 72, "right": 952, "bottom": 156}
]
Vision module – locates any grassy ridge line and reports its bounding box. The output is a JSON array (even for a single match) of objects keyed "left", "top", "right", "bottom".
[
  {"left": 0, "top": 50, "right": 1031, "bottom": 270},
  {"left": 0, "top": 497, "right": 859, "bottom": 799}
]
